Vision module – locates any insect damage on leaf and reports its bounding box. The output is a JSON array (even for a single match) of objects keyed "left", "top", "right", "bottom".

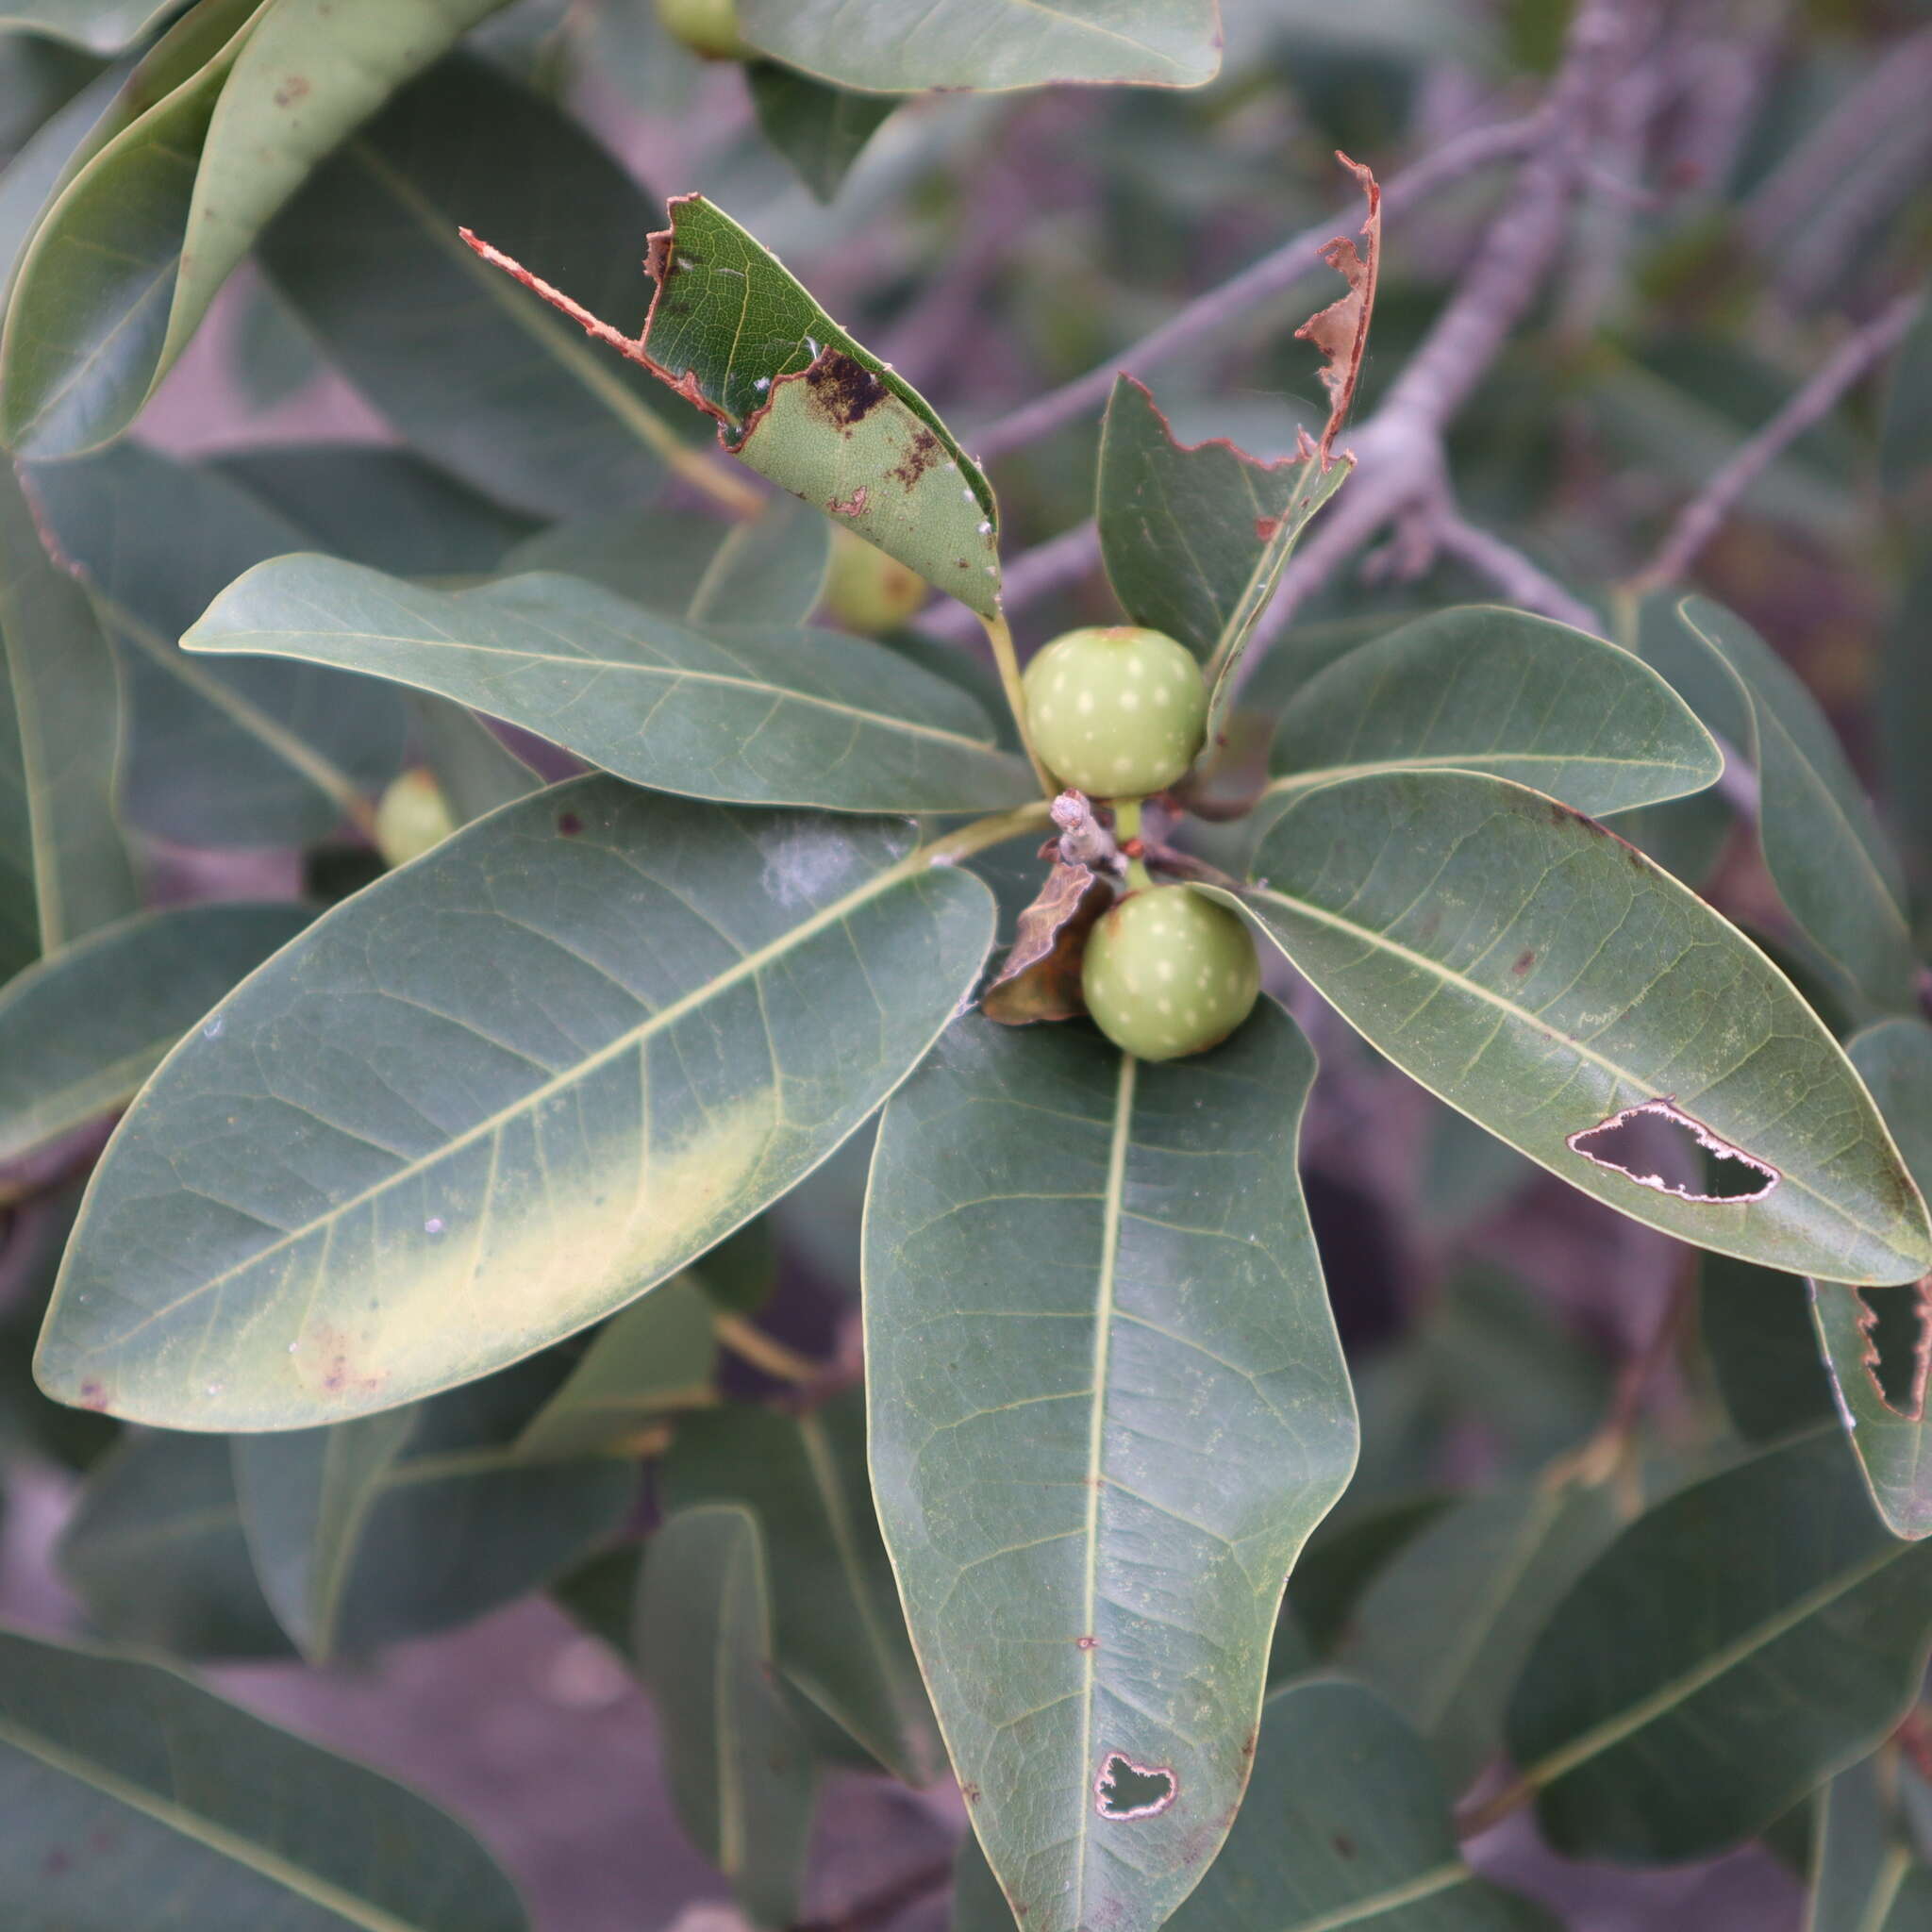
[
  {"left": 1293, "top": 151, "right": 1381, "bottom": 468},
  {"left": 981, "top": 861, "right": 1114, "bottom": 1025},
  {"left": 1566, "top": 1098, "right": 1780, "bottom": 1205},
  {"left": 1840, "top": 1278, "right": 1932, "bottom": 1422},
  {"left": 1095, "top": 1752, "right": 1177, "bottom": 1821},
  {"left": 457, "top": 199, "right": 1003, "bottom": 617}
]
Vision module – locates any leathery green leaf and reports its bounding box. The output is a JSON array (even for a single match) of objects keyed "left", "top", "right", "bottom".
[
  {"left": 1341, "top": 1477, "right": 1621, "bottom": 1792},
  {"left": 745, "top": 63, "right": 899, "bottom": 202},
  {"left": 0, "top": 903, "right": 312, "bottom": 1168},
  {"left": 233, "top": 1358, "right": 636, "bottom": 1660},
  {"left": 34, "top": 776, "right": 997, "bottom": 1429},
  {"left": 637, "top": 196, "right": 1001, "bottom": 615},
  {"left": 0, "top": 458, "right": 137, "bottom": 976},
  {"left": 1236, "top": 770, "right": 1931, "bottom": 1284},
  {"left": 865, "top": 1002, "right": 1357, "bottom": 1932},
  {"left": 0, "top": 1626, "right": 527, "bottom": 1928},
  {"left": 1266, "top": 606, "right": 1724, "bottom": 819},
  {"left": 0, "top": 0, "right": 512, "bottom": 458},
  {"left": 1505, "top": 1428, "right": 1932, "bottom": 1863},
  {"left": 1807, "top": 1753, "right": 1929, "bottom": 1932},
  {"left": 260, "top": 56, "right": 708, "bottom": 522},
  {"left": 737, "top": 0, "right": 1223, "bottom": 92},
  {"left": 1675, "top": 596, "right": 1917, "bottom": 1015},
  {"left": 184, "top": 555, "right": 1033, "bottom": 814},
  {"left": 58, "top": 1429, "right": 294, "bottom": 1660},
  {"left": 1166, "top": 1680, "right": 1556, "bottom": 1931},
  {"left": 1813, "top": 1018, "right": 1932, "bottom": 1540},
  {"left": 639, "top": 1505, "right": 816, "bottom": 1929},
  {"left": 1097, "top": 375, "right": 1323, "bottom": 666},
  {"left": 661, "top": 1392, "right": 942, "bottom": 1786}
]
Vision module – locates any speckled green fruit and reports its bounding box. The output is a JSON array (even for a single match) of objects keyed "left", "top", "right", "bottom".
[
  {"left": 1021, "top": 625, "right": 1207, "bottom": 798},
  {"left": 655, "top": 0, "right": 743, "bottom": 58},
  {"left": 823, "top": 525, "right": 927, "bottom": 634},
  {"left": 1082, "top": 886, "right": 1260, "bottom": 1061},
  {"left": 374, "top": 769, "right": 456, "bottom": 867}
]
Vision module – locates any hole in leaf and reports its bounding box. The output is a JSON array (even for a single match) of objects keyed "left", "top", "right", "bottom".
[
  {"left": 1850, "top": 1279, "right": 1932, "bottom": 1419},
  {"left": 1565, "top": 1098, "right": 1778, "bottom": 1204},
  {"left": 1094, "top": 1752, "right": 1176, "bottom": 1820}
]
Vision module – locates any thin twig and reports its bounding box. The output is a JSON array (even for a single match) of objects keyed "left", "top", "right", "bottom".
[
  {"left": 967, "top": 114, "right": 1540, "bottom": 463},
  {"left": 1429, "top": 509, "right": 1602, "bottom": 633},
  {"left": 1629, "top": 292, "right": 1920, "bottom": 592}
]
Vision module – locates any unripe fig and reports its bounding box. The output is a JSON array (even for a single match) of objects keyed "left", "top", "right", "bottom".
[
  {"left": 374, "top": 769, "right": 456, "bottom": 868},
  {"left": 823, "top": 525, "right": 927, "bottom": 634},
  {"left": 655, "top": 0, "right": 742, "bottom": 58},
  {"left": 1021, "top": 625, "right": 1207, "bottom": 798},
  {"left": 1081, "top": 885, "right": 1260, "bottom": 1061}
]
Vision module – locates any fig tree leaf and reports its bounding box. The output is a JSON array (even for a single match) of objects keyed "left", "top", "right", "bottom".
[
  {"left": 636, "top": 196, "right": 1001, "bottom": 615},
  {"left": 1, "top": 459, "right": 137, "bottom": 976},
  {"left": 661, "top": 1393, "right": 942, "bottom": 1787},
  {"left": 638, "top": 1505, "right": 817, "bottom": 1929},
  {"left": 1675, "top": 597, "right": 1916, "bottom": 1016},
  {"left": 0, "top": 902, "right": 312, "bottom": 1168},
  {"left": 737, "top": 0, "right": 1223, "bottom": 92},
  {"left": 1812, "top": 1018, "right": 1932, "bottom": 1541},
  {"left": 27, "top": 444, "right": 408, "bottom": 847},
  {"left": 1340, "top": 1478, "right": 1620, "bottom": 1791},
  {"left": 1265, "top": 606, "right": 1724, "bottom": 818},
  {"left": 1808, "top": 1754, "right": 1927, "bottom": 1932},
  {"left": 58, "top": 1430, "right": 294, "bottom": 1659},
  {"left": 865, "top": 1003, "right": 1357, "bottom": 1932},
  {"left": 184, "top": 557, "right": 1033, "bottom": 814},
  {"left": 514, "top": 1276, "right": 718, "bottom": 1459},
  {"left": 36, "top": 778, "right": 995, "bottom": 1428},
  {"left": 0, "top": 1625, "right": 528, "bottom": 1928},
  {"left": 1, "top": 0, "right": 513, "bottom": 458},
  {"left": 745, "top": 63, "right": 899, "bottom": 202},
  {"left": 233, "top": 1361, "right": 636, "bottom": 1660},
  {"left": 1097, "top": 375, "right": 1312, "bottom": 664},
  {"left": 1161, "top": 1680, "right": 1557, "bottom": 1931},
  {"left": 1235, "top": 770, "right": 1932, "bottom": 1285},
  {"left": 1505, "top": 1428, "right": 1932, "bottom": 1863},
  {"left": 212, "top": 444, "right": 538, "bottom": 579},
  {"left": 259, "top": 56, "right": 706, "bottom": 521}
]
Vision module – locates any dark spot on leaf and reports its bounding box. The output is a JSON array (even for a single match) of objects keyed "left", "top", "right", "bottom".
[
  {"left": 828, "top": 486, "right": 869, "bottom": 517},
  {"left": 1255, "top": 516, "right": 1282, "bottom": 541},
  {"left": 42, "top": 1849, "right": 70, "bottom": 1876},
  {"left": 273, "top": 75, "right": 309, "bottom": 108},
  {"left": 1512, "top": 949, "right": 1536, "bottom": 975},
  {"left": 890, "top": 426, "right": 943, "bottom": 491},
  {"left": 1567, "top": 1098, "right": 1778, "bottom": 1204},
  {"left": 804, "top": 349, "right": 887, "bottom": 430},
  {"left": 1095, "top": 1752, "right": 1177, "bottom": 1820},
  {"left": 1333, "top": 1831, "right": 1357, "bottom": 1859},
  {"left": 77, "top": 1380, "right": 108, "bottom": 1411},
  {"left": 557, "top": 811, "right": 584, "bottom": 837},
  {"left": 961, "top": 1783, "right": 981, "bottom": 1805},
  {"left": 1075, "top": 1634, "right": 1099, "bottom": 1650},
  {"left": 1240, "top": 1730, "right": 1257, "bottom": 1758}
]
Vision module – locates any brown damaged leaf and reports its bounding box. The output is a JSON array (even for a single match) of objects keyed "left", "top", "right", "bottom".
[
  {"left": 1293, "top": 151, "right": 1381, "bottom": 468},
  {"left": 982, "top": 863, "right": 1114, "bottom": 1025}
]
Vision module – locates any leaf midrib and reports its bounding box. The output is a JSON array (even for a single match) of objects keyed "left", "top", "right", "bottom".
[
  {"left": 1071, "top": 1049, "right": 1136, "bottom": 1928},
  {"left": 83, "top": 837, "right": 945, "bottom": 1354},
  {"left": 0, "top": 1710, "right": 436, "bottom": 1932},
  {"left": 188, "top": 617, "right": 1005, "bottom": 758}
]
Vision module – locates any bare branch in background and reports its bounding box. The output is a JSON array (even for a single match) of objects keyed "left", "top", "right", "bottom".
[
  {"left": 1630, "top": 292, "right": 1921, "bottom": 592},
  {"left": 968, "top": 112, "right": 1540, "bottom": 463}
]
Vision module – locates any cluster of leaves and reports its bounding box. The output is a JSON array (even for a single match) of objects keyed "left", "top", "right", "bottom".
[{"left": 1, "top": 5, "right": 1931, "bottom": 1931}]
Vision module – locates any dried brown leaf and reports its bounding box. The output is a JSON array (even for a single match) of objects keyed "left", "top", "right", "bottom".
[
  {"left": 982, "top": 863, "right": 1114, "bottom": 1026},
  {"left": 1294, "top": 152, "right": 1382, "bottom": 468}
]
